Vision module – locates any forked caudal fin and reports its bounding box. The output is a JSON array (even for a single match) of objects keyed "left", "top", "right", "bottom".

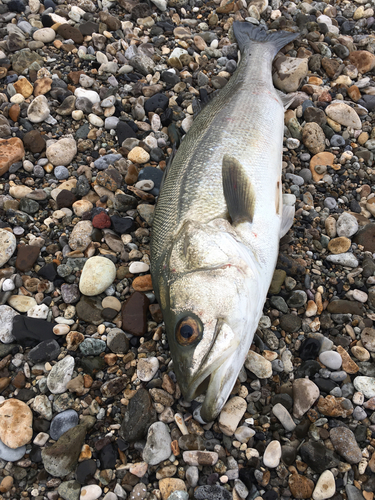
[{"left": 233, "top": 21, "right": 299, "bottom": 59}]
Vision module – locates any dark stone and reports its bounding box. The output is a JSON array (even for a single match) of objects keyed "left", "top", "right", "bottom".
[
  {"left": 295, "top": 360, "right": 321, "bottom": 378},
  {"left": 29, "top": 445, "right": 42, "bottom": 463},
  {"left": 279, "top": 314, "right": 302, "bottom": 333},
  {"left": 41, "top": 14, "right": 54, "bottom": 27},
  {"left": 41, "top": 423, "right": 91, "bottom": 477},
  {"left": 300, "top": 441, "right": 340, "bottom": 474},
  {"left": 116, "top": 120, "right": 137, "bottom": 145},
  {"left": 282, "top": 445, "right": 297, "bottom": 466},
  {"left": 110, "top": 215, "right": 136, "bottom": 234},
  {"left": 76, "top": 296, "right": 103, "bottom": 325},
  {"left": 120, "top": 387, "right": 157, "bottom": 442},
  {"left": 16, "top": 388, "right": 36, "bottom": 401},
  {"left": 314, "top": 377, "right": 338, "bottom": 394},
  {"left": 19, "top": 198, "right": 39, "bottom": 214},
  {"left": 271, "top": 393, "right": 293, "bottom": 411},
  {"left": 79, "top": 21, "right": 99, "bottom": 36},
  {"left": 15, "top": 245, "right": 40, "bottom": 272},
  {"left": 80, "top": 356, "right": 106, "bottom": 376},
  {"left": 0, "top": 344, "right": 18, "bottom": 358},
  {"left": 75, "top": 459, "right": 97, "bottom": 484},
  {"left": 144, "top": 93, "right": 169, "bottom": 113},
  {"left": 8, "top": 0, "right": 25, "bottom": 12},
  {"left": 299, "top": 338, "right": 321, "bottom": 360},
  {"left": 101, "top": 307, "right": 118, "bottom": 321},
  {"left": 57, "top": 24, "right": 83, "bottom": 44},
  {"left": 99, "top": 443, "right": 118, "bottom": 469},
  {"left": 12, "top": 316, "right": 56, "bottom": 347},
  {"left": 276, "top": 254, "right": 306, "bottom": 276},
  {"left": 304, "top": 106, "right": 327, "bottom": 126},
  {"left": 326, "top": 300, "right": 364, "bottom": 315},
  {"left": 138, "top": 166, "right": 164, "bottom": 190},
  {"left": 194, "top": 485, "right": 231, "bottom": 500},
  {"left": 346, "top": 484, "right": 366, "bottom": 500},
  {"left": 38, "top": 262, "right": 57, "bottom": 281},
  {"left": 56, "top": 190, "right": 77, "bottom": 209},
  {"left": 121, "top": 292, "right": 150, "bottom": 337},
  {"left": 23, "top": 130, "right": 46, "bottom": 153},
  {"left": 28, "top": 339, "right": 60, "bottom": 364},
  {"left": 353, "top": 224, "right": 375, "bottom": 253},
  {"left": 33, "top": 417, "right": 50, "bottom": 433},
  {"left": 100, "top": 377, "right": 127, "bottom": 397},
  {"left": 130, "top": 2, "right": 152, "bottom": 20}
]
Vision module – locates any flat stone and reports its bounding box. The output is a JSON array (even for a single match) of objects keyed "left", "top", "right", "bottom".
[
  {"left": 326, "top": 300, "right": 364, "bottom": 315},
  {"left": 319, "top": 351, "right": 342, "bottom": 370},
  {"left": 330, "top": 426, "right": 362, "bottom": 464},
  {"left": 300, "top": 441, "right": 340, "bottom": 474},
  {"left": 15, "top": 244, "right": 40, "bottom": 272},
  {"left": 349, "top": 50, "right": 375, "bottom": 74},
  {"left": 0, "top": 399, "right": 33, "bottom": 448},
  {"left": 76, "top": 296, "right": 103, "bottom": 325},
  {"left": 7, "top": 295, "right": 36, "bottom": 313},
  {"left": 121, "top": 291, "right": 150, "bottom": 336},
  {"left": 57, "top": 24, "right": 83, "bottom": 44},
  {"left": 327, "top": 236, "right": 351, "bottom": 254},
  {"left": 12, "top": 315, "right": 56, "bottom": 346},
  {"left": 23, "top": 129, "right": 46, "bottom": 153},
  {"left": 361, "top": 328, "right": 375, "bottom": 352},
  {"left": 0, "top": 439, "right": 26, "bottom": 462}
]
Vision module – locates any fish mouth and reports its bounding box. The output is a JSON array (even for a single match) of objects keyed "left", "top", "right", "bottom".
[{"left": 180, "top": 321, "right": 241, "bottom": 422}]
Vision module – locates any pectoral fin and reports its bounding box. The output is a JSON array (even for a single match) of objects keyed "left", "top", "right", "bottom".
[
  {"left": 222, "top": 155, "right": 256, "bottom": 225},
  {"left": 280, "top": 204, "right": 295, "bottom": 238}
]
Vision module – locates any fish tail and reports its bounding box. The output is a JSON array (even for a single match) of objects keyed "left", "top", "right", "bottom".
[{"left": 233, "top": 21, "right": 299, "bottom": 59}]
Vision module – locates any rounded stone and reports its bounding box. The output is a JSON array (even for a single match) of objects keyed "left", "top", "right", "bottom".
[
  {"left": 0, "top": 399, "right": 33, "bottom": 449},
  {"left": 319, "top": 351, "right": 342, "bottom": 371},
  {"left": 33, "top": 27, "right": 55, "bottom": 43},
  {"left": 79, "top": 256, "right": 116, "bottom": 296},
  {"left": 0, "top": 229, "right": 16, "bottom": 267},
  {"left": 128, "top": 146, "right": 150, "bottom": 164},
  {"left": 27, "top": 95, "right": 50, "bottom": 123},
  {"left": 46, "top": 136, "right": 77, "bottom": 166},
  {"left": 263, "top": 440, "right": 282, "bottom": 468}
]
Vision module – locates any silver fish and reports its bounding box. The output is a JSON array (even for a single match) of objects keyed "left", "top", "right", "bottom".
[{"left": 150, "top": 22, "right": 298, "bottom": 422}]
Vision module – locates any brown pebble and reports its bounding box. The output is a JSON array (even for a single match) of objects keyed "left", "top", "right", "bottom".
[
  {"left": 121, "top": 291, "right": 150, "bottom": 337},
  {"left": 15, "top": 245, "right": 40, "bottom": 272},
  {"left": 132, "top": 274, "right": 153, "bottom": 291},
  {"left": 316, "top": 395, "right": 353, "bottom": 418},
  {"left": 337, "top": 345, "right": 359, "bottom": 374},
  {"left": 0, "top": 476, "right": 14, "bottom": 493},
  {"left": 288, "top": 470, "right": 314, "bottom": 499}
]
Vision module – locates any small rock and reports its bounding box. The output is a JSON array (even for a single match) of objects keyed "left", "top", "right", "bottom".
[
  {"left": 143, "top": 422, "right": 172, "bottom": 465},
  {"left": 330, "top": 426, "right": 362, "bottom": 464},
  {"left": 218, "top": 397, "right": 247, "bottom": 436},
  {"left": 293, "top": 379, "right": 320, "bottom": 418},
  {"left": 263, "top": 440, "right": 281, "bottom": 468},
  {"left": 312, "top": 470, "right": 336, "bottom": 500},
  {"left": 79, "top": 256, "right": 116, "bottom": 296},
  {"left": 0, "top": 399, "right": 33, "bottom": 448}
]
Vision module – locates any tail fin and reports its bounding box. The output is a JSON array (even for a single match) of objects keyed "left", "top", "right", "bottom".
[{"left": 233, "top": 21, "right": 299, "bottom": 59}]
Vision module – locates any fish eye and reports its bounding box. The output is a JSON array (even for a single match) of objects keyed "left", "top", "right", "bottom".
[{"left": 175, "top": 316, "right": 202, "bottom": 346}]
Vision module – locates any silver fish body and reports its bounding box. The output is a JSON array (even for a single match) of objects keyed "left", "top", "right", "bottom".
[{"left": 150, "top": 22, "right": 298, "bottom": 422}]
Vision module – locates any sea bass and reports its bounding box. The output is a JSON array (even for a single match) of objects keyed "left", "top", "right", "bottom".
[{"left": 150, "top": 22, "right": 299, "bottom": 422}]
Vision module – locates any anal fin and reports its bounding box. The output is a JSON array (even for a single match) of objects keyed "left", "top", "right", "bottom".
[
  {"left": 222, "top": 155, "right": 256, "bottom": 225},
  {"left": 280, "top": 204, "right": 295, "bottom": 238}
]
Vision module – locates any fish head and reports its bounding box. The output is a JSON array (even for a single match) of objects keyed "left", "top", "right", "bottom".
[{"left": 157, "top": 220, "right": 265, "bottom": 422}]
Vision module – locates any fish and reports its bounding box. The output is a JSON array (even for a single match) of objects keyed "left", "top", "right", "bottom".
[{"left": 150, "top": 21, "right": 299, "bottom": 422}]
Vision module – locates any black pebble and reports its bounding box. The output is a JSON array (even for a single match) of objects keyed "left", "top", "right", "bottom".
[
  {"left": 144, "top": 93, "right": 169, "bottom": 114},
  {"left": 110, "top": 215, "right": 136, "bottom": 234},
  {"left": 99, "top": 443, "right": 118, "bottom": 469},
  {"left": 299, "top": 338, "right": 321, "bottom": 360},
  {"left": 76, "top": 459, "right": 97, "bottom": 484},
  {"left": 12, "top": 316, "right": 56, "bottom": 347}
]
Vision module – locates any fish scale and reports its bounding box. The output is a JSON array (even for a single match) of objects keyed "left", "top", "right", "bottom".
[{"left": 151, "top": 22, "right": 299, "bottom": 422}]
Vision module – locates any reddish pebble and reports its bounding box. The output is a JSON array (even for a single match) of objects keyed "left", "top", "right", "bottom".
[{"left": 92, "top": 212, "right": 111, "bottom": 229}]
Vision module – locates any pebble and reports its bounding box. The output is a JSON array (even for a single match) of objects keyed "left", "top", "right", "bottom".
[
  {"left": 47, "top": 355, "right": 75, "bottom": 394},
  {"left": 319, "top": 351, "right": 342, "bottom": 370},
  {"left": 293, "top": 379, "right": 320, "bottom": 418},
  {"left": 353, "top": 376, "right": 375, "bottom": 398},
  {"left": 218, "top": 397, "right": 247, "bottom": 436},
  {"left": 272, "top": 403, "right": 296, "bottom": 432},
  {"left": 137, "top": 356, "right": 159, "bottom": 381},
  {"left": 80, "top": 485, "right": 102, "bottom": 500},
  {"left": 79, "top": 256, "right": 116, "bottom": 296},
  {"left": 312, "top": 470, "right": 336, "bottom": 500},
  {"left": 263, "top": 440, "right": 282, "bottom": 468},
  {"left": 143, "top": 422, "right": 172, "bottom": 465},
  {"left": 330, "top": 427, "right": 362, "bottom": 464},
  {"left": 0, "top": 399, "right": 33, "bottom": 448},
  {"left": 245, "top": 350, "right": 272, "bottom": 378}
]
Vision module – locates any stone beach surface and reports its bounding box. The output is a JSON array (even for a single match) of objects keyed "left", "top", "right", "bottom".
[{"left": 0, "top": 0, "right": 375, "bottom": 499}]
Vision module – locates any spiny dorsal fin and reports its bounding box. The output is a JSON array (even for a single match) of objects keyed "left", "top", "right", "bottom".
[{"left": 222, "top": 154, "right": 256, "bottom": 225}]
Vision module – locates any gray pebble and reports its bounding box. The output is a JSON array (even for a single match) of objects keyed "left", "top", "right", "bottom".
[{"left": 54, "top": 165, "right": 69, "bottom": 180}]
